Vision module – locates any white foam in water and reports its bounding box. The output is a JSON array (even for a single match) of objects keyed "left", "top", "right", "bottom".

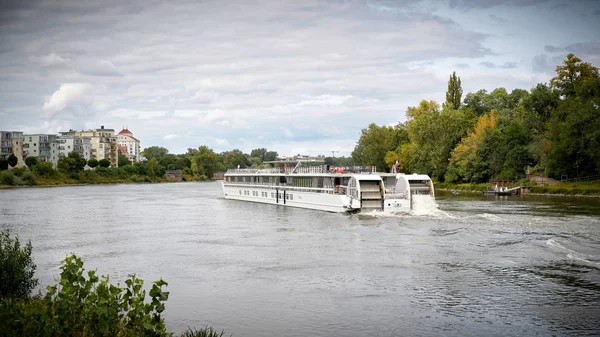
[
  {"left": 546, "top": 238, "right": 600, "bottom": 267},
  {"left": 411, "top": 194, "right": 446, "bottom": 217}
]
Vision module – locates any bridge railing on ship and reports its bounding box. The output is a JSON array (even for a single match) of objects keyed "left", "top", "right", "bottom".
[{"left": 226, "top": 165, "right": 377, "bottom": 175}]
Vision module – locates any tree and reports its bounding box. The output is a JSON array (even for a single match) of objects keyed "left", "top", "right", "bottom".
[
  {"left": 463, "top": 89, "right": 490, "bottom": 116},
  {"left": 352, "top": 123, "right": 408, "bottom": 172},
  {"left": 32, "top": 162, "right": 54, "bottom": 177},
  {"left": 445, "top": 71, "right": 463, "bottom": 110},
  {"left": 141, "top": 146, "right": 169, "bottom": 162},
  {"left": 0, "top": 230, "right": 38, "bottom": 299},
  {"left": 118, "top": 152, "right": 131, "bottom": 167},
  {"left": 264, "top": 151, "right": 278, "bottom": 162},
  {"left": 0, "top": 159, "right": 8, "bottom": 171},
  {"left": 192, "top": 146, "right": 218, "bottom": 178},
  {"left": 87, "top": 158, "right": 99, "bottom": 168},
  {"left": 24, "top": 156, "right": 38, "bottom": 168},
  {"left": 222, "top": 149, "right": 249, "bottom": 169},
  {"left": 146, "top": 157, "right": 165, "bottom": 177},
  {"left": 57, "top": 152, "right": 87, "bottom": 174},
  {"left": 98, "top": 159, "right": 111, "bottom": 168},
  {"left": 7, "top": 154, "right": 18, "bottom": 167},
  {"left": 447, "top": 110, "right": 498, "bottom": 182},
  {"left": 551, "top": 53, "right": 599, "bottom": 97},
  {"left": 250, "top": 148, "right": 267, "bottom": 159}
]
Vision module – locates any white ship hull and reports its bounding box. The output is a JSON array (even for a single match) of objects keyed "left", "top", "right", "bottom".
[
  {"left": 223, "top": 183, "right": 354, "bottom": 213},
  {"left": 221, "top": 164, "right": 435, "bottom": 214}
]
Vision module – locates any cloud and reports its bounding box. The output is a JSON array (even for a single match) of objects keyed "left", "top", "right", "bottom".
[
  {"left": 480, "top": 61, "right": 517, "bottom": 68},
  {"left": 163, "top": 134, "right": 177, "bottom": 140},
  {"left": 43, "top": 83, "right": 89, "bottom": 113},
  {"left": 1, "top": 0, "right": 595, "bottom": 156},
  {"left": 37, "top": 53, "right": 70, "bottom": 66},
  {"left": 544, "top": 45, "right": 561, "bottom": 52},
  {"left": 448, "top": 0, "right": 548, "bottom": 10}
]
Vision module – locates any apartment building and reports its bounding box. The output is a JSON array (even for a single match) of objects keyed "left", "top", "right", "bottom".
[
  {"left": 58, "top": 131, "right": 92, "bottom": 160},
  {"left": 23, "top": 134, "right": 60, "bottom": 167},
  {"left": 0, "top": 131, "right": 25, "bottom": 167},
  {"left": 116, "top": 128, "right": 141, "bottom": 163},
  {"left": 75, "top": 126, "right": 118, "bottom": 167}
]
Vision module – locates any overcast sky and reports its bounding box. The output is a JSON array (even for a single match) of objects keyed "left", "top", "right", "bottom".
[{"left": 1, "top": 0, "right": 599, "bottom": 156}]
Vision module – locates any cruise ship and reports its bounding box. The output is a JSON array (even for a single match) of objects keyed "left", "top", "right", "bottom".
[{"left": 221, "top": 161, "right": 435, "bottom": 213}]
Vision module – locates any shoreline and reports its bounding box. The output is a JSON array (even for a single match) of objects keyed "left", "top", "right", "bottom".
[
  {"left": 435, "top": 188, "right": 600, "bottom": 198},
  {"left": 0, "top": 180, "right": 214, "bottom": 190}
]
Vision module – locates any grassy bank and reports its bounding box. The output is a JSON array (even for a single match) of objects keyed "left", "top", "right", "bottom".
[
  {"left": 435, "top": 180, "right": 600, "bottom": 197},
  {"left": 0, "top": 166, "right": 208, "bottom": 188}
]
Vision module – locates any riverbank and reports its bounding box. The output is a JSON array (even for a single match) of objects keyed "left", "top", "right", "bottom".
[
  {"left": 0, "top": 167, "right": 209, "bottom": 189},
  {"left": 435, "top": 181, "right": 600, "bottom": 198}
]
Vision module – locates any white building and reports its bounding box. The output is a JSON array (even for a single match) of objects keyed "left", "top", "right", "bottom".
[
  {"left": 116, "top": 128, "right": 141, "bottom": 162},
  {"left": 58, "top": 131, "right": 92, "bottom": 161},
  {"left": 75, "top": 126, "right": 118, "bottom": 167},
  {"left": 23, "top": 134, "right": 60, "bottom": 167}
]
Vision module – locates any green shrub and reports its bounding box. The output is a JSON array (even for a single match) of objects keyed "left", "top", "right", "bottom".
[
  {"left": 181, "top": 327, "right": 227, "bottom": 337},
  {"left": 10, "top": 167, "right": 27, "bottom": 177},
  {"left": 24, "top": 156, "right": 37, "bottom": 168},
  {"left": 1, "top": 254, "right": 170, "bottom": 337},
  {"left": 20, "top": 172, "right": 36, "bottom": 186},
  {"left": 32, "top": 162, "right": 54, "bottom": 177},
  {"left": 0, "top": 170, "right": 16, "bottom": 185},
  {"left": 0, "top": 230, "right": 38, "bottom": 299}
]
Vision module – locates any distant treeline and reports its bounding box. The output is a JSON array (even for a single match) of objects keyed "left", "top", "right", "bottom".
[{"left": 352, "top": 54, "right": 600, "bottom": 183}]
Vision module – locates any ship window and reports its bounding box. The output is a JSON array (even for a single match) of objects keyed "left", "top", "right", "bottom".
[
  {"left": 271, "top": 193, "right": 274, "bottom": 198},
  {"left": 289, "top": 194, "right": 293, "bottom": 200},
  {"left": 239, "top": 190, "right": 242, "bottom": 195}
]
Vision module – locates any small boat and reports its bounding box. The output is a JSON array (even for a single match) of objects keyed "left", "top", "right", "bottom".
[{"left": 222, "top": 160, "right": 435, "bottom": 213}]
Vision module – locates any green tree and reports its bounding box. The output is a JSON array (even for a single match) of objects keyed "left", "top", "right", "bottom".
[
  {"left": 264, "top": 151, "right": 278, "bottom": 162},
  {"left": 118, "top": 151, "right": 131, "bottom": 167},
  {"left": 7, "top": 154, "right": 18, "bottom": 167},
  {"left": 192, "top": 146, "right": 218, "bottom": 178},
  {"left": 463, "top": 89, "right": 490, "bottom": 116},
  {"left": 402, "top": 101, "right": 471, "bottom": 180},
  {"left": 250, "top": 148, "right": 267, "bottom": 159},
  {"left": 551, "top": 53, "right": 599, "bottom": 97},
  {"left": 352, "top": 123, "right": 408, "bottom": 172},
  {"left": 146, "top": 157, "right": 165, "bottom": 177},
  {"left": 87, "top": 158, "right": 99, "bottom": 168},
  {"left": 0, "top": 230, "right": 38, "bottom": 299},
  {"left": 223, "top": 149, "right": 249, "bottom": 169},
  {"left": 32, "top": 162, "right": 54, "bottom": 177},
  {"left": 24, "top": 156, "right": 37, "bottom": 168},
  {"left": 57, "top": 152, "right": 87, "bottom": 174},
  {"left": 141, "top": 146, "right": 169, "bottom": 162},
  {"left": 98, "top": 159, "right": 111, "bottom": 168},
  {"left": 445, "top": 71, "right": 463, "bottom": 110},
  {"left": 0, "top": 159, "right": 8, "bottom": 171}
]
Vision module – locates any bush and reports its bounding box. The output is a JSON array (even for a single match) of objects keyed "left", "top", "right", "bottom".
[
  {"left": 24, "top": 157, "right": 37, "bottom": 168},
  {"left": 87, "top": 158, "right": 99, "bottom": 168},
  {"left": 0, "top": 230, "right": 38, "bottom": 299},
  {"left": 10, "top": 167, "right": 27, "bottom": 177},
  {"left": 181, "top": 327, "right": 227, "bottom": 337},
  {"left": 0, "top": 170, "right": 16, "bottom": 186},
  {"left": 32, "top": 162, "right": 54, "bottom": 177},
  {"left": 98, "top": 158, "right": 111, "bottom": 168},
  {"left": 1, "top": 254, "right": 170, "bottom": 337},
  {"left": 20, "top": 172, "right": 36, "bottom": 186}
]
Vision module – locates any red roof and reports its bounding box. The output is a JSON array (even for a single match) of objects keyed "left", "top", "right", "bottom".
[
  {"left": 117, "top": 144, "right": 128, "bottom": 155},
  {"left": 117, "top": 129, "right": 139, "bottom": 141}
]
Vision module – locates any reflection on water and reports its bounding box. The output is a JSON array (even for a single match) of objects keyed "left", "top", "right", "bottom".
[{"left": 1, "top": 184, "right": 599, "bottom": 337}]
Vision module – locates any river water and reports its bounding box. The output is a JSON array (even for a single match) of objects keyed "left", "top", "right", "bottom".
[{"left": 1, "top": 182, "right": 599, "bottom": 336}]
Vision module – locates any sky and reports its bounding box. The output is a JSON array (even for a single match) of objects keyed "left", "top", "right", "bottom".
[{"left": 1, "top": 0, "right": 599, "bottom": 157}]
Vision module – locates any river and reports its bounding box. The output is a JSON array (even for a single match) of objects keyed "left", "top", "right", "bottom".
[{"left": 1, "top": 182, "right": 599, "bottom": 336}]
